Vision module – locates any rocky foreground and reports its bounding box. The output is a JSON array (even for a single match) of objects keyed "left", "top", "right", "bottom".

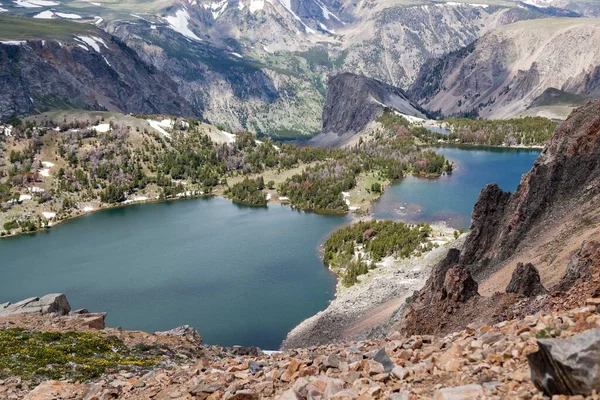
[{"left": 2, "top": 293, "right": 600, "bottom": 399}]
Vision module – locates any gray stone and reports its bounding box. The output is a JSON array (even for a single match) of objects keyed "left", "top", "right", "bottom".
[
  {"left": 0, "top": 294, "right": 71, "bottom": 317},
  {"left": 189, "top": 383, "right": 223, "bottom": 395},
  {"left": 34, "top": 293, "right": 71, "bottom": 314},
  {"left": 528, "top": 328, "right": 600, "bottom": 396},
  {"left": 324, "top": 354, "right": 341, "bottom": 369},
  {"left": 248, "top": 361, "right": 262, "bottom": 375},
  {"left": 373, "top": 348, "right": 394, "bottom": 373}
]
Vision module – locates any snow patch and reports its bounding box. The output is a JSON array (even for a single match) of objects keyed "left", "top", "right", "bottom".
[
  {"left": 1, "top": 41, "right": 25, "bottom": 45},
  {"left": 165, "top": 9, "right": 202, "bottom": 41},
  {"left": 76, "top": 36, "right": 107, "bottom": 52},
  {"left": 230, "top": 51, "right": 242, "bottom": 58},
  {"left": 42, "top": 212, "right": 56, "bottom": 219},
  {"left": 249, "top": 0, "right": 263, "bottom": 13},
  {"left": 41, "top": 161, "right": 54, "bottom": 168},
  {"left": 203, "top": 0, "right": 228, "bottom": 19},
  {"left": 314, "top": 0, "right": 343, "bottom": 23},
  {"left": 92, "top": 123, "right": 111, "bottom": 132},
  {"left": 55, "top": 12, "right": 81, "bottom": 19},
  {"left": 276, "top": 0, "right": 315, "bottom": 34},
  {"left": 13, "top": 0, "right": 59, "bottom": 7},
  {"left": 19, "top": 194, "right": 32, "bottom": 201},
  {"left": 33, "top": 10, "right": 54, "bottom": 18},
  {"left": 39, "top": 169, "right": 50, "bottom": 177},
  {"left": 147, "top": 119, "right": 173, "bottom": 138}
]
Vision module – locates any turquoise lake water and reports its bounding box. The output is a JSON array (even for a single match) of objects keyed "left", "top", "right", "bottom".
[
  {"left": 373, "top": 146, "right": 541, "bottom": 229},
  {"left": 0, "top": 146, "right": 540, "bottom": 348},
  {"left": 0, "top": 197, "right": 349, "bottom": 349}
]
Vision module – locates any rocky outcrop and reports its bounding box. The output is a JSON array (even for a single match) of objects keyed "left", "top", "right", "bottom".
[
  {"left": 556, "top": 240, "right": 600, "bottom": 291},
  {"left": 310, "top": 73, "right": 425, "bottom": 147},
  {"left": 400, "top": 249, "right": 488, "bottom": 337},
  {"left": 460, "top": 98, "right": 600, "bottom": 279},
  {"left": 459, "top": 184, "right": 512, "bottom": 273},
  {"left": 506, "top": 263, "right": 547, "bottom": 297},
  {"left": 528, "top": 329, "right": 600, "bottom": 396},
  {"left": 0, "top": 294, "right": 106, "bottom": 330},
  {"left": 0, "top": 293, "right": 70, "bottom": 316}
]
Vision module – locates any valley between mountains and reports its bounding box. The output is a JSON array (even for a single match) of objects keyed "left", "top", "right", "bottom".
[{"left": 2, "top": 0, "right": 600, "bottom": 398}]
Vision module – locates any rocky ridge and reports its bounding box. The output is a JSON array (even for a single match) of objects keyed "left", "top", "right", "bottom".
[
  {"left": 0, "top": 19, "right": 195, "bottom": 120},
  {"left": 410, "top": 18, "right": 600, "bottom": 120},
  {"left": 461, "top": 98, "right": 600, "bottom": 283},
  {"left": 5, "top": 293, "right": 600, "bottom": 399}
]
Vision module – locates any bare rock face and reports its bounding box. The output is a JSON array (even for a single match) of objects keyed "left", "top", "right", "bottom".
[
  {"left": 506, "top": 263, "right": 547, "bottom": 297},
  {"left": 418, "top": 248, "right": 462, "bottom": 304},
  {"left": 528, "top": 329, "right": 600, "bottom": 396},
  {"left": 459, "top": 184, "right": 512, "bottom": 275},
  {"left": 460, "top": 99, "right": 600, "bottom": 279},
  {"left": 311, "top": 73, "right": 425, "bottom": 147},
  {"left": 0, "top": 38, "right": 196, "bottom": 120},
  {"left": 556, "top": 240, "right": 600, "bottom": 291}
]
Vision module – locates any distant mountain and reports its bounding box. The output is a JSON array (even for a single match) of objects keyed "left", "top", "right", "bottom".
[
  {"left": 409, "top": 18, "right": 600, "bottom": 120},
  {"left": 0, "top": 16, "right": 194, "bottom": 120},
  {"left": 310, "top": 73, "right": 424, "bottom": 147},
  {"left": 0, "top": 0, "right": 594, "bottom": 135}
]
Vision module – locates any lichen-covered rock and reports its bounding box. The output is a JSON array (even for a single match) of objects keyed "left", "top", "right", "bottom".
[{"left": 506, "top": 263, "right": 547, "bottom": 297}]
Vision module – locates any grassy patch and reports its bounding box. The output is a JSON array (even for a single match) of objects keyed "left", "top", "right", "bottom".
[
  {"left": 0, "top": 329, "right": 157, "bottom": 382},
  {"left": 0, "top": 16, "right": 97, "bottom": 41}
]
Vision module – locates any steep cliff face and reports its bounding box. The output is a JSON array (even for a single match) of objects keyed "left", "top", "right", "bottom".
[
  {"left": 410, "top": 18, "right": 600, "bottom": 119},
  {"left": 461, "top": 99, "right": 600, "bottom": 281},
  {"left": 311, "top": 73, "right": 424, "bottom": 146},
  {"left": 0, "top": 29, "right": 195, "bottom": 120},
  {"left": 104, "top": 20, "right": 324, "bottom": 137}
]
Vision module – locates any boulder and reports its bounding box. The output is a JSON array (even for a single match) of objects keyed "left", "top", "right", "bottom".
[
  {"left": 506, "top": 263, "right": 547, "bottom": 297},
  {"left": 155, "top": 325, "right": 202, "bottom": 344},
  {"left": 0, "top": 294, "right": 71, "bottom": 317},
  {"left": 442, "top": 267, "right": 479, "bottom": 303},
  {"left": 373, "top": 348, "right": 394, "bottom": 373},
  {"left": 556, "top": 240, "right": 600, "bottom": 291},
  {"left": 528, "top": 328, "right": 600, "bottom": 395}
]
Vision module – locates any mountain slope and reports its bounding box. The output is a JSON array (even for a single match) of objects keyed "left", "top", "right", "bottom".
[
  {"left": 310, "top": 73, "right": 425, "bottom": 147},
  {"left": 459, "top": 99, "right": 600, "bottom": 290},
  {"left": 0, "top": 16, "right": 195, "bottom": 119},
  {"left": 410, "top": 18, "right": 600, "bottom": 119}
]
